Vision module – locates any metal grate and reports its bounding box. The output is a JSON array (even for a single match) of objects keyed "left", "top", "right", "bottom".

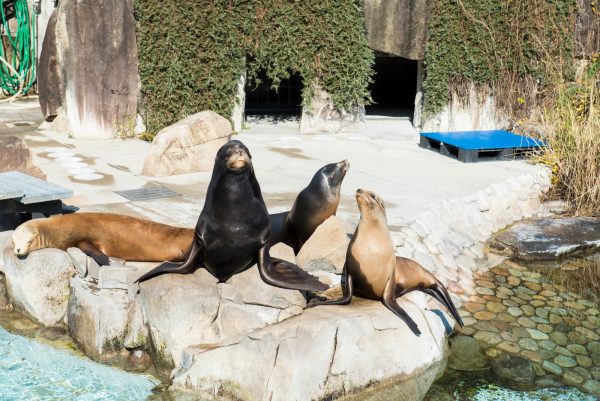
[{"left": 114, "top": 186, "right": 179, "bottom": 202}]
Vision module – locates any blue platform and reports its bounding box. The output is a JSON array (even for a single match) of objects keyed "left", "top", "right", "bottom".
[{"left": 419, "top": 130, "right": 545, "bottom": 163}]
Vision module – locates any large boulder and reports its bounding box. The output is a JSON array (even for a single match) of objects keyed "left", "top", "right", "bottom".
[
  {"left": 142, "top": 111, "right": 232, "bottom": 177},
  {"left": 39, "top": 0, "right": 138, "bottom": 138},
  {"left": 138, "top": 266, "right": 305, "bottom": 374},
  {"left": 296, "top": 216, "right": 352, "bottom": 275},
  {"left": 1, "top": 247, "right": 75, "bottom": 325},
  {"left": 489, "top": 217, "right": 600, "bottom": 261},
  {"left": 173, "top": 293, "right": 449, "bottom": 401}
]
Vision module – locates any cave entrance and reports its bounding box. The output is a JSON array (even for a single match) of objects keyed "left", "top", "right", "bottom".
[
  {"left": 244, "top": 70, "right": 303, "bottom": 117},
  {"left": 366, "top": 53, "right": 419, "bottom": 122}
]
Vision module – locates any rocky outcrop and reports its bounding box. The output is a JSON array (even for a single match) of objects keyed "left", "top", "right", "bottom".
[
  {"left": 489, "top": 217, "right": 600, "bottom": 262},
  {"left": 0, "top": 136, "right": 45, "bottom": 179},
  {"left": 142, "top": 111, "right": 233, "bottom": 177},
  {"left": 1, "top": 246, "right": 75, "bottom": 325},
  {"left": 300, "top": 85, "right": 366, "bottom": 134},
  {"left": 38, "top": 0, "right": 138, "bottom": 138},
  {"left": 364, "top": 0, "right": 434, "bottom": 60}
]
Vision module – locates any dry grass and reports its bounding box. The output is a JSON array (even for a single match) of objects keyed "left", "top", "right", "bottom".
[{"left": 539, "top": 55, "right": 600, "bottom": 216}]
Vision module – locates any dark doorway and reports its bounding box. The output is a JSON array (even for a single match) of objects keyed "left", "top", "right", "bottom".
[
  {"left": 366, "top": 54, "right": 418, "bottom": 119},
  {"left": 245, "top": 70, "right": 303, "bottom": 116}
]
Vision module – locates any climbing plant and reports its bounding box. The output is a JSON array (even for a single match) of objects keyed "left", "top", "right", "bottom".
[
  {"left": 422, "top": 0, "right": 577, "bottom": 119},
  {"left": 134, "top": 0, "right": 373, "bottom": 135}
]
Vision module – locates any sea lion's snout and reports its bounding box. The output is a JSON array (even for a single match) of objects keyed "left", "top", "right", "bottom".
[
  {"left": 218, "top": 140, "right": 252, "bottom": 171},
  {"left": 226, "top": 149, "right": 251, "bottom": 170},
  {"left": 356, "top": 189, "right": 385, "bottom": 213},
  {"left": 338, "top": 159, "right": 350, "bottom": 173}
]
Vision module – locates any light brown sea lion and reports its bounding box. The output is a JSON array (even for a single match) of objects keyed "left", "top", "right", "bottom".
[
  {"left": 311, "top": 189, "right": 464, "bottom": 336},
  {"left": 269, "top": 160, "right": 349, "bottom": 253},
  {"left": 11, "top": 213, "right": 194, "bottom": 266}
]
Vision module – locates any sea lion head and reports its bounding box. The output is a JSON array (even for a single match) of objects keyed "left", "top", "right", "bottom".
[
  {"left": 216, "top": 140, "right": 252, "bottom": 173},
  {"left": 355, "top": 189, "right": 386, "bottom": 221},
  {"left": 312, "top": 159, "right": 349, "bottom": 197},
  {"left": 12, "top": 221, "right": 40, "bottom": 257}
]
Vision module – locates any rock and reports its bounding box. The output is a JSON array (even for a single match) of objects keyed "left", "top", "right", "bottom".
[
  {"left": 67, "top": 277, "right": 130, "bottom": 362},
  {"left": 0, "top": 272, "right": 11, "bottom": 309},
  {"left": 125, "top": 348, "right": 153, "bottom": 372},
  {"left": 173, "top": 296, "right": 449, "bottom": 401},
  {"left": 583, "top": 380, "right": 600, "bottom": 397},
  {"left": 0, "top": 136, "right": 45, "bottom": 179},
  {"left": 296, "top": 216, "right": 351, "bottom": 274},
  {"left": 489, "top": 217, "right": 600, "bottom": 261},
  {"left": 299, "top": 84, "right": 366, "bottom": 134},
  {"left": 41, "top": 0, "right": 138, "bottom": 138},
  {"left": 37, "top": 326, "right": 67, "bottom": 341},
  {"left": 66, "top": 247, "right": 87, "bottom": 278},
  {"left": 542, "top": 360, "right": 563, "bottom": 375},
  {"left": 142, "top": 111, "right": 232, "bottom": 176},
  {"left": 490, "top": 354, "right": 535, "bottom": 389},
  {"left": 474, "top": 331, "right": 502, "bottom": 346},
  {"left": 2, "top": 247, "right": 75, "bottom": 325},
  {"left": 138, "top": 266, "right": 305, "bottom": 375},
  {"left": 554, "top": 355, "right": 577, "bottom": 368},
  {"left": 526, "top": 328, "right": 549, "bottom": 340},
  {"left": 447, "top": 335, "right": 489, "bottom": 371}
]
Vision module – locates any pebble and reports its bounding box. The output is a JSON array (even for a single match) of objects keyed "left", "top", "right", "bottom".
[
  {"left": 535, "top": 308, "right": 549, "bottom": 319},
  {"left": 486, "top": 301, "right": 506, "bottom": 313},
  {"left": 537, "top": 324, "right": 553, "bottom": 334},
  {"left": 465, "top": 302, "right": 485, "bottom": 313},
  {"left": 515, "top": 292, "right": 533, "bottom": 302},
  {"left": 549, "top": 313, "right": 562, "bottom": 324},
  {"left": 511, "top": 297, "right": 527, "bottom": 305},
  {"left": 497, "top": 341, "right": 520, "bottom": 353},
  {"left": 576, "top": 326, "right": 600, "bottom": 341},
  {"left": 555, "top": 346, "right": 574, "bottom": 357},
  {"left": 530, "top": 300, "right": 546, "bottom": 307},
  {"left": 507, "top": 276, "right": 521, "bottom": 286},
  {"left": 583, "top": 380, "right": 600, "bottom": 396},
  {"left": 565, "top": 301, "right": 585, "bottom": 310},
  {"left": 567, "top": 344, "right": 588, "bottom": 355},
  {"left": 576, "top": 355, "right": 593, "bottom": 368},
  {"left": 550, "top": 332, "right": 568, "bottom": 346},
  {"left": 507, "top": 307, "right": 523, "bottom": 317},
  {"left": 474, "top": 321, "right": 499, "bottom": 332},
  {"left": 457, "top": 326, "right": 475, "bottom": 336},
  {"left": 474, "top": 331, "right": 502, "bottom": 345},
  {"left": 497, "top": 287, "right": 514, "bottom": 296},
  {"left": 588, "top": 316, "right": 600, "bottom": 328},
  {"left": 521, "top": 305, "right": 535, "bottom": 316},
  {"left": 563, "top": 316, "right": 580, "bottom": 326},
  {"left": 524, "top": 282, "right": 542, "bottom": 292},
  {"left": 579, "top": 299, "right": 596, "bottom": 308},
  {"left": 497, "top": 312, "right": 516, "bottom": 323},
  {"left": 562, "top": 370, "right": 584, "bottom": 385},
  {"left": 476, "top": 287, "right": 494, "bottom": 296},
  {"left": 508, "top": 269, "right": 523, "bottom": 278},
  {"left": 501, "top": 332, "right": 518, "bottom": 342},
  {"left": 575, "top": 366, "right": 593, "bottom": 380},
  {"left": 518, "top": 338, "right": 539, "bottom": 351},
  {"left": 554, "top": 355, "right": 577, "bottom": 368},
  {"left": 473, "top": 311, "right": 496, "bottom": 321},
  {"left": 478, "top": 280, "right": 495, "bottom": 289},
  {"left": 502, "top": 299, "right": 518, "bottom": 307},
  {"left": 542, "top": 360, "right": 563, "bottom": 375},
  {"left": 463, "top": 317, "right": 477, "bottom": 326},
  {"left": 539, "top": 340, "right": 557, "bottom": 351},
  {"left": 587, "top": 341, "right": 600, "bottom": 354},
  {"left": 517, "top": 317, "right": 536, "bottom": 328},
  {"left": 588, "top": 308, "right": 600, "bottom": 316},
  {"left": 592, "top": 367, "right": 600, "bottom": 380},
  {"left": 527, "top": 328, "right": 549, "bottom": 340},
  {"left": 530, "top": 316, "right": 549, "bottom": 324},
  {"left": 540, "top": 290, "right": 556, "bottom": 297},
  {"left": 548, "top": 307, "right": 567, "bottom": 316},
  {"left": 512, "top": 327, "right": 531, "bottom": 338},
  {"left": 521, "top": 350, "right": 542, "bottom": 363}
]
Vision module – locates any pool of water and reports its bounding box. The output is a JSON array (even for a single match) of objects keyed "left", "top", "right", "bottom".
[
  {"left": 0, "top": 326, "right": 158, "bottom": 401},
  {"left": 455, "top": 381, "right": 598, "bottom": 401}
]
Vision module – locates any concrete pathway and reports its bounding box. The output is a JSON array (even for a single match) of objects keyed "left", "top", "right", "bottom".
[{"left": 0, "top": 99, "right": 541, "bottom": 231}]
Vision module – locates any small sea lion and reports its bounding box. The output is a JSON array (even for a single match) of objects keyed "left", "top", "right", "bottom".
[
  {"left": 12, "top": 213, "right": 194, "bottom": 266},
  {"left": 269, "top": 160, "right": 349, "bottom": 253},
  {"left": 311, "top": 189, "right": 464, "bottom": 335},
  {"left": 135, "top": 140, "right": 328, "bottom": 292}
]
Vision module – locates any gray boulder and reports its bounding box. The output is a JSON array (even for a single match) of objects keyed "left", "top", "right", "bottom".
[
  {"left": 142, "top": 111, "right": 232, "bottom": 177},
  {"left": 447, "top": 335, "right": 489, "bottom": 371},
  {"left": 296, "top": 216, "right": 352, "bottom": 275},
  {"left": 490, "top": 354, "right": 535, "bottom": 389}
]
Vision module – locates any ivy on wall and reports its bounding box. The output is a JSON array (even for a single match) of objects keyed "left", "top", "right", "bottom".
[
  {"left": 134, "top": 0, "right": 373, "bottom": 135},
  {"left": 422, "top": 0, "right": 577, "bottom": 118}
]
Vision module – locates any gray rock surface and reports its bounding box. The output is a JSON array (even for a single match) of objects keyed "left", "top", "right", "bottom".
[
  {"left": 1, "top": 247, "right": 75, "bottom": 325},
  {"left": 447, "top": 335, "right": 489, "bottom": 371},
  {"left": 490, "top": 354, "right": 535, "bottom": 389},
  {"left": 489, "top": 217, "right": 600, "bottom": 261},
  {"left": 296, "top": 216, "right": 352, "bottom": 275},
  {"left": 173, "top": 293, "right": 449, "bottom": 401},
  {"left": 0, "top": 136, "right": 45, "bottom": 179},
  {"left": 300, "top": 85, "right": 366, "bottom": 134},
  {"left": 142, "top": 110, "right": 232, "bottom": 177}
]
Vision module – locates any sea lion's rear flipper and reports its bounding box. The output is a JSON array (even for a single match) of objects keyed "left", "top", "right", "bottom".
[
  {"left": 383, "top": 277, "right": 421, "bottom": 336},
  {"left": 308, "top": 264, "right": 353, "bottom": 307},
  {"left": 257, "top": 245, "right": 328, "bottom": 292},
  {"left": 135, "top": 239, "right": 202, "bottom": 284},
  {"left": 77, "top": 241, "right": 110, "bottom": 266},
  {"left": 427, "top": 282, "right": 464, "bottom": 327}
]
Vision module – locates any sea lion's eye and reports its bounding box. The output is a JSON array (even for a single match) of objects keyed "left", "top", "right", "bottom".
[{"left": 370, "top": 193, "right": 375, "bottom": 199}]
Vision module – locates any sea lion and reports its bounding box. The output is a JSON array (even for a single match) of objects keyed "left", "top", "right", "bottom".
[
  {"left": 135, "top": 140, "right": 328, "bottom": 292},
  {"left": 269, "top": 160, "right": 349, "bottom": 253},
  {"left": 12, "top": 213, "right": 194, "bottom": 266},
  {"left": 311, "top": 189, "right": 464, "bottom": 335}
]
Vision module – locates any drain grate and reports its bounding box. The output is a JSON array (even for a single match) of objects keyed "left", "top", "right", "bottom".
[{"left": 115, "top": 186, "right": 179, "bottom": 202}]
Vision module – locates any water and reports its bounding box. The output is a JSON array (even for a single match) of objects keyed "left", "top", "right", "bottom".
[
  {"left": 0, "top": 326, "right": 157, "bottom": 401},
  {"left": 455, "top": 381, "right": 598, "bottom": 401}
]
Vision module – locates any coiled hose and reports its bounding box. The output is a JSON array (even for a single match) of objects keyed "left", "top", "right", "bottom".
[{"left": 0, "top": 0, "right": 36, "bottom": 98}]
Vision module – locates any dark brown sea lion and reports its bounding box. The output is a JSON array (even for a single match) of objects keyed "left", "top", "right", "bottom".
[
  {"left": 135, "top": 140, "right": 328, "bottom": 292},
  {"left": 311, "top": 189, "right": 464, "bottom": 335},
  {"left": 11, "top": 213, "right": 194, "bottom": 266},
  {"left": 269, "top": 160, "right": 349, "bottom": 253}
]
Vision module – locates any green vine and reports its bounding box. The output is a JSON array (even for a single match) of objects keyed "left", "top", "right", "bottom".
[
  {"left": 134, "top": 0, "right": 373, "bottom": 136},
  {"left": 423, "top": 0, "right": 577, "bottom": 118}
]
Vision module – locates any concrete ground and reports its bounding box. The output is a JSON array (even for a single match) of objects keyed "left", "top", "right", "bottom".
[{"left": 0, "top": 98, "right": 541, "bottom": 231}]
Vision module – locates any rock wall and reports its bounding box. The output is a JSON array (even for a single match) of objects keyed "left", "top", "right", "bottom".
[
  {"left": 364, "top": 0, "right": 434, "bottom": 60},
  {"left": 38, "top": 0, "right": 138, "bottom": 139}
]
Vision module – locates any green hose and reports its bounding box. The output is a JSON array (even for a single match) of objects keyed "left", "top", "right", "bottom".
[{"left": 0, "top": 0, "right": 36, "bottom": 96}]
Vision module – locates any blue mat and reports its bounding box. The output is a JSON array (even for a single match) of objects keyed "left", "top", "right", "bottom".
[{"left": 420, "top": 130, "right": 545, "bottom": 150}]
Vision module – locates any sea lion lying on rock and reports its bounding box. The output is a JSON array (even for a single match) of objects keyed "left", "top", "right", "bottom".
[
  {"left": 135, "top": 140, "right": 328, "bottom": 292},
  {"left": 11, "top": 213, "right": 193, "bottom": 266},
  {"left": 311, "top": 189, "right": 464, "bottom": 335}
]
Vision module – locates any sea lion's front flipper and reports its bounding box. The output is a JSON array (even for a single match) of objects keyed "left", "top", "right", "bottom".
[
  {"left": 308, "top": 263, "right": 353, "bottom": 307},
  {"left": 77, "top": 241, "right": 110, "bottom": 266},
  {"left": 382, "top": 276, "right": 421, "bottom": 336},
  {"left": 257, "top": 245, "right": 328, "bottom": 292},
  {"left": 425, "top": 282, "right": 464, "bottom": 327},
  {"left": 268, "top": 211, "right": 290, "bottom": 248},
  {"left": 135, "top": 239, "right": 202, "bottom": 284}
]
